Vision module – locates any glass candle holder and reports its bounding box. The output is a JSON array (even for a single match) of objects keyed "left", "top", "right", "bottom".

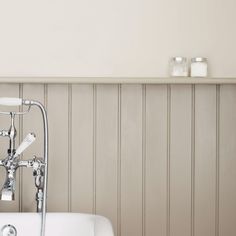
[
  {"left": 169, "top": 57, "right": 188, "bottom": 77},
  {"left": 190, "top": 57, "right": 208, "bottom": 77}
]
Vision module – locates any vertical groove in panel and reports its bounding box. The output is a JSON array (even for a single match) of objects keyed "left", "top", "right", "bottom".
[
  {"left": 117, "top": 85, "right": 121, "bottom": 236},
  {"left": 191, "top": 85, "right": 195, "bottom": 236},
  {"left": 19, "top": 84, "right": 23, "bottom": 212},
  {"left": 142, "top": 85, "right": 146, "bottom": 236},
  {"left": 44, "top": 84, "right": 48, "bottom": 212},
  {"left": 215, "top": 85, "right": 220, "bottom": 236},
  {"left": 44, "top": 84, "right": 48, "bottom": 109},
  {"left": 93, "top": 84, "right": 97, "bottom": 214},
  {"left": 68, "top": 84, "right": 72, "bottom": 212},
  {"left": 167, "top": 85, "right": 171, "bottom": 236}
]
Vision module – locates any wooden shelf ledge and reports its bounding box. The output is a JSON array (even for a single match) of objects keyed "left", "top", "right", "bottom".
[{"left": 0, "top": 77, "right": 235, "bottom": 84}]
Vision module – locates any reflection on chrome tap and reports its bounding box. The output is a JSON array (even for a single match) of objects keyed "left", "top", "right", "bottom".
[{"left": 0, "top": 159, "right": 16, "bottom": 201}]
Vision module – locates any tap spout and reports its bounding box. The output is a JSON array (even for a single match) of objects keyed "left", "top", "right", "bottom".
[{"left": 0, "top": 167, "right": 16, "bottom": 201}]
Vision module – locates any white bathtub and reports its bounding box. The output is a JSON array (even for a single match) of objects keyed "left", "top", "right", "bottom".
[{"left": 0, "top": 213, "right": 114, "bottom": 236}]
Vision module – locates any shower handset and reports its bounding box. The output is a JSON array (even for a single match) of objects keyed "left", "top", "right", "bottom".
[
  {"left": 0, "top": 97, "right": 22, "bottom": 106},
  {"left": 0, "top": 97, "right": 31, "bottom": 115}
]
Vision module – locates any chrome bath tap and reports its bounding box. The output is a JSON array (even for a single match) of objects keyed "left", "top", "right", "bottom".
[
  {"left": 0, "top": 98, "right": 48, "bottom": 236},
  {"left": 0, "top": 111, "right": 20, "bottom": 201},
  {"left": 0, "top": 112, "right": 44, "bottom": 207}
]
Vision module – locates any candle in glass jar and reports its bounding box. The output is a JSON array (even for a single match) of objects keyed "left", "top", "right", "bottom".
[
  {"left": 190, "top": 57, "right": 208, "bottom": 77},
  {"left": 169, "top": 57, "right": 188, "bottom": 77}
]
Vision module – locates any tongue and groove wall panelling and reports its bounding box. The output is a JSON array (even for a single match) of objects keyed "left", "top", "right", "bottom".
[
  {"left": 170, "top": 85, "right": 192, "bottom": 236},
  {"left": 0, "top": 81, "right": 236, "bottom": 236},
  {"left": 22, "top": 84, "right": 45, "bottom": 212},
  {"left": 145, "top": 85, "right": 168, "bottom": 236},
  {"left": 120, "top": 85, "right": 143, "bottom": 236},
  {"left": 71, "top": 84, "right": 94, "bottom": 213},
  {"left": 219, "top": 85, "right": 236, "bottom": 236},
  {"left": 0, "top": 84, "right": 20, "bottom": 212},
  {"left": 47, "top": 84, "right": 69, "bottom": 211},
  {"left": 96, "top": 85, "right": 118, "bottom": 236},
  {"left": 194, "top": 85, "right": 217, "bottom": 236}
]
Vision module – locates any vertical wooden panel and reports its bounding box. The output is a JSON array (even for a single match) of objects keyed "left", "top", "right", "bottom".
[
  {"left": 47, "top": 84, "right": 69, "bottom": 211},
  {"left": 219, "top": 85, "right": 236, "bottom": 236},
  {"left": 170, "top": 85, "right": 192, "bottom": 236},
  {"left": 194, "top": 85, "right": 216, "bottom": 236},
  {"left": 121, "top": 85, "right": 143, "bottom": 236},
  {"left": 145, "top": 85, "right": 167, "bottom": 236},
  {"left": 71, "top": 84, "right": 94, "bottom": 213},
  {"left": 96, "top": 84, "right": 118, "bottom": 235},
  {"left": 21, "top": 84, "right": 45, "bottom": 212},
  {"left": 0, "top": 84, "right": 20, "bottom": 212}
]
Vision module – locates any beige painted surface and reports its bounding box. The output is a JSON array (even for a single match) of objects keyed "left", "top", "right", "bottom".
[
  {"left": 145, "top": 85, "right": 167, "bottom": 236},
  {"left": 170, "top": 85, "right": 192, "bottom": 236},
  {"left": 47, "top": 85, "right": 69, "bottom": 211},
  {"left": 219, "top": 85, "right": 236, "bottom": 236},
  {"left": 0, "top": 1, "right": 236, "bottom": 77},
  {"left": 96, "top": 85, "right": 118, "bottom": 235},
  {"left": 71, "top": 84, "right": 94, "bottom": 213},
  {"left": 0, "top": 83, "right": 235, "bottom": 236},
  {"left": 121, "top": 85, "right": 143, "bottom": 236},
  {"left": 194, "top": 85, "right": 217, "bottom": 236}
]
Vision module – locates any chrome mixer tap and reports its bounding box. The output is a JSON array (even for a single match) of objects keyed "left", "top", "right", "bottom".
[{"left": 0, "top": 97, "right": 48, "bottom": 236}]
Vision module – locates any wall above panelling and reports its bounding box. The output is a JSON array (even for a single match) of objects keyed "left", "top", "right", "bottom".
[{"left": 0, "top": 0, "right": 235, "bottom": 77}]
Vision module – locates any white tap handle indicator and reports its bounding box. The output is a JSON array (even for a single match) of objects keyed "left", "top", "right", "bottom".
[
  {"left": 15, "top": 133, "right": 36, "bottom": 157},
  {"left": 0, "top": 97, "right": 22, "bottom": 106}
]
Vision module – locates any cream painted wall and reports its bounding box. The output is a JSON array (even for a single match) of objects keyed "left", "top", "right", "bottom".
[{"left": 0, "top": 0, "right": 235, "bottom": 77}]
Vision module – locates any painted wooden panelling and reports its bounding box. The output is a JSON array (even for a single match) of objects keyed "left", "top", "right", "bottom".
[
  {"left": 47, "top": 85, "right": 69, "bottom": 211},
  {"left": 194, "top": 85, "right": 217, "bottom": 236},
  {"left": 71, "top": 85, "right": 94, "bottom": 213},
  {"left": 170, "top": 85, "right": 192, "bottom": 236},
  {"left": 145, "top": 85, "right": 167, "bottom": 236},
  {"left": 120, "top": 85, "right": 143, "bottom": 236},
  {"left": 0, "top": 83, "right": 235, "bottom": 236},
  {"left": 219, "top": 85, "right": 236, "bottom": 236},
  {"left": 96, "top": 85, "right": 118, "bottom": 235}
]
